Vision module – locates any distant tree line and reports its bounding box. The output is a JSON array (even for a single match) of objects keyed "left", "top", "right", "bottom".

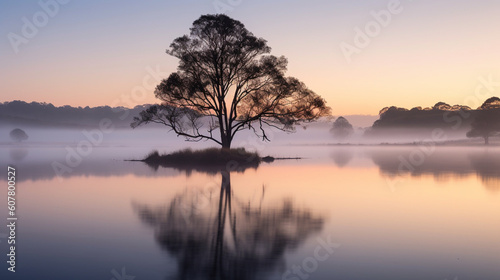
[
  {"left": 0, "top": 101, "right": 151, "bottom": 128},
  {"left": 367, "top": 97, "right": 500, "bottom": 144}
]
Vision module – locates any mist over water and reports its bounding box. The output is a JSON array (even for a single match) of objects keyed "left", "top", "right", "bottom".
[
  {"left": 0, "top": 122, "right": 478, "bottom": 150},
  {"left": 1, "top": 126, "right": 499, "bottom": 280}
]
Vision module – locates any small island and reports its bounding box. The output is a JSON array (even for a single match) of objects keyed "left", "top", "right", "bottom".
[{"left": 136, "top": 148, "right": 276, "bottom": 174}]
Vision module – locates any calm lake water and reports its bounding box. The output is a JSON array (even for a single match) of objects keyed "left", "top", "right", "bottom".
[{"left": 1, "top": 144, "right": 499, "bottom": 280}]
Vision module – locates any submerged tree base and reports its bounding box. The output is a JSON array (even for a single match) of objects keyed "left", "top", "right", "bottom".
[{"left": 140, "top": 148, "right": 275, "bottom": 174}]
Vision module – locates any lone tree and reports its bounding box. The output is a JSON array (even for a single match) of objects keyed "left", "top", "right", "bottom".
[
  {"left": 132, "top": 14, "right": 330, "bottom": 148},
  {"left": 330, "top": 116, "right": 354, "bottom": 140},
  {"left": 9, "top": 128, "right": 28, "bottom": 143},
  {"left": 467, "top": 109, "right": 500, "bottom": 145}
]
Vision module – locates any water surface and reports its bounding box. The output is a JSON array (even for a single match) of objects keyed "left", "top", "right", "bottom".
[{"left": 0, "top": 145, "right": 499, "bottom": 280}]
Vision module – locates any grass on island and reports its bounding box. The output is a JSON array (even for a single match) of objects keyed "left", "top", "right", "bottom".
[{"left": 141, "top": 148, "right": 275, "bottom": 173}]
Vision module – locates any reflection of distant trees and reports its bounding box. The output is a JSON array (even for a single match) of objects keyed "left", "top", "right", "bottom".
[
  {"left": 469, "top": 152, "right": 500, "bottom": 192},
  {"left": 330, "top": 149, "right": 354, "bottom": 167},
  {"left": 9, "top": 147, "right": 28, "bottom": 161},
  {"left": 134, "top": 172, "right": 323, "bottom": 280},
  {"left": 370, "top": 149, "right": 472, "bottom": 178},
  {"left": 0, "top": 155, "right": 180, "bottom": 182},
  {"left": 368, "top": 148, "right": 500, "bottom": 191}
]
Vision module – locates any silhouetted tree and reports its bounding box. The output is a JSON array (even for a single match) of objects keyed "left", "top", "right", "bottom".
[
  {"left": 330, "top": 116, "right": 353, "bottom": 140},
  {"left": 466, "top": 109, "right": 500, "bottom": 145},
  {"left": 132, "top": 14, "right": 330, "bottom": 148},
  {"left": 9, "top": 148, "right": 28, "bottom": 161},
  {"left": 368, "top": 147, "right": 500, "bottom": 191},
  {"left": 9, "top": 128, "right": 28, "bottom": 142},
  {"left": 469, "top": 151, "right": 500, "bottom": 192}
]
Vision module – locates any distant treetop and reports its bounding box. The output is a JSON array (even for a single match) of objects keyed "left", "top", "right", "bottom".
[
  {"left": 330, "top": 116, "right": 354, "bottom": 140},
  {"left": 480, "top": 97, "right": 500, "bottom": 110},
  {"left": 10, "top": 128, "right": 28, "bottom": 142}
]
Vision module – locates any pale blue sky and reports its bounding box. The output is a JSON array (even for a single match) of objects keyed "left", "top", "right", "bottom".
[{"left": 1, "top": 0, "right": 499, "bottom": 114}]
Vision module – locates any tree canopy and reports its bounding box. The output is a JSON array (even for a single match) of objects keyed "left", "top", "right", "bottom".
[
  {"left": 330, "top": 116, "right": 354, "bottom": 140},
  {"left": 132, "top": 14, "right": 330, "bottom": 148},
  {"left": 467, "top": 109, "right": 500, "bottom": 145},
  {"left": 480, "top": 97, "right": 500, "bottom": 110}
]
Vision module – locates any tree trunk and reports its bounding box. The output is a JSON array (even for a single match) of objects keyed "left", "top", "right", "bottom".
[
  {"left": 221, "top": 138, "right": 230, "bottom": 149},
  {"left": 220, "top": 129, "right": 232, "bottom": 149},
  {"left": 221, "top": 133, "right": 231, "bottom": 149}
]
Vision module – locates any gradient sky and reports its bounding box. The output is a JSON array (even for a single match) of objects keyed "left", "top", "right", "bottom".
[{"left": 1, "top": 0, "right": 499, "bottom": 115}]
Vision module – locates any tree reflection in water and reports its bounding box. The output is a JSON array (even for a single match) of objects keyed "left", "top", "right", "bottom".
[
  {"left": 469, "top": 151, "right": 500, "bottom": 192},
  {"left": 9, "top": 147, "right": 29, "bottom": 161},
  {"left": 134, "top": 171, "right": 324, "bottom": 280},
  {"left": 330, "top": 148, "right": 354, "bottom": 168},
  {"left": 368, "top": 148, "right": 500, "bottom": 191}
]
